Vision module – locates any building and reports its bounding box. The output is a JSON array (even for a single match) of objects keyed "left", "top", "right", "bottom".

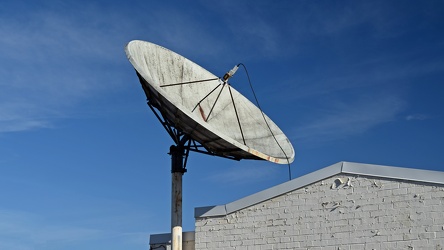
[{"left": 151, "top": 162, "right": 444, "bottom": 249}]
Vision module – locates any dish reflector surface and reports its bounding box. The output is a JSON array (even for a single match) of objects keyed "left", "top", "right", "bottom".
[{"left": 125, "top": 40, "right": 294, "bottom": 164}]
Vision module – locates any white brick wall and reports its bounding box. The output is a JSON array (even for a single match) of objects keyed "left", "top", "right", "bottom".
[{"left": 195, "top": 175, "right": 444, "bottom": 249}]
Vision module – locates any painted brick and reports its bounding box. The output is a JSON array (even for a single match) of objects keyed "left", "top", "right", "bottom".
[{"left": 195, "top": 175, "right": 444, "bottom": 250}]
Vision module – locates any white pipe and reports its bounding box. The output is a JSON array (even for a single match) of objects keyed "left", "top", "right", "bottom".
[{"left": 172, "top": 226, "right": 182, "bottom": 250}]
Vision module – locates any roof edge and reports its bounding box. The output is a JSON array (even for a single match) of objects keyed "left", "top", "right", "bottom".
[
  {"left": 195, "top": 161, "right": 444, "bottom": 218},
  {"left": 195, "top": 162, "right": 343, "bottom": 218}
]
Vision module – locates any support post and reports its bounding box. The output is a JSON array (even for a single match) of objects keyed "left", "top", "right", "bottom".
[{"left": 170, "top": 145, "right": 186, "bottom": 250}]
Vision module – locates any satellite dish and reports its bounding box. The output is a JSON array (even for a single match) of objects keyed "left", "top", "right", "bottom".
[
  {"left": 125, "top": 40, "right": 295, "bottom": 250},
  {"left": 125, "top": 40, "right": 295, "bottom": 164}
]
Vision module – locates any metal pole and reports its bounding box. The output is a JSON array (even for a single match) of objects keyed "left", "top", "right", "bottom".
[
  {"left": 170, "top": 145, "right": 185, "bottom": 250},
  {"left": 172, "top": 172, "right": 182, "bottom": 250}
]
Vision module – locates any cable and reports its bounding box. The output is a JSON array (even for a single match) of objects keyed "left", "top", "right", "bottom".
[{"left": 238, "top": 63, "right": 293, "bottom": 180}]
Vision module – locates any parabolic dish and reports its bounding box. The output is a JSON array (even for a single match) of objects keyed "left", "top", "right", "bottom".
[{"left": 125, "top": 40, "right": 294, "bottom": 164}]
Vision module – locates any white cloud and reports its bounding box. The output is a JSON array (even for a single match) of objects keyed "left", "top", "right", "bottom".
[
  {"left": 405, "top": 114, "right": 431, "bottom": 121},
  {"left": 0, "top": 101, "right": 54, "bottom": 133}
]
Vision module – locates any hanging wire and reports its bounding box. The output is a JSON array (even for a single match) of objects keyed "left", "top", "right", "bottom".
[{"left": 238, "top": 63, "right": 293, "bottom": 180}]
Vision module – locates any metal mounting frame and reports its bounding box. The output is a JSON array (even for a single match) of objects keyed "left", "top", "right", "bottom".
[{"left": 147, "top": 100, "right": 239, "bottom": 170}]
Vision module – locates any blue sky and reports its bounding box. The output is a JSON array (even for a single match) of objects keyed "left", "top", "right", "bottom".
[{"left": 1, "top": 0, "right": 443, "bottom": 249}]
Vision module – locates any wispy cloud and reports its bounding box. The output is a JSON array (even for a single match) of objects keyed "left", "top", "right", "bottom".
[
  {"left": 201, "top": 2, "right": 290, "bottom": 59},
  {"left": 0, "top": 1, "right": 249, "bottom": 134},
  {"left": 293, "top": 93, "right": 405, "bottom": 144},
  {"left": 0, "top": 101, "right": 55, "bottom": 133},
  {"left": 143, "top": 8, "right": 227, "bottom": 61},
  {"left": 0, "top": 208, "right": 151, "bottom": 250},
  {"left": 0, "top": 210, "right": 103, "bottom": 249},
  {"left": 405, "top": 114, "right": 432, "bottom": 121},
  {"left": 0, "top": 3, "right": 134, "bottom": 133},
  {"left": 205, "top": 161, "right": 280, "bottom": 185},
  {"left": 197, "top": 1, "right": 407, "bottom": 60},
  {"left": 281, "top": 52, "right": 444, "bottom": 103}
]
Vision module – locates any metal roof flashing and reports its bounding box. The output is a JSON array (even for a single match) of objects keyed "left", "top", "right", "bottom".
[{"left": 195, "top": 161, "right": 444, "bottom": 218}]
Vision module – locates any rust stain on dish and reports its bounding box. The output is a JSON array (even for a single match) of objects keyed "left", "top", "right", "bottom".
[{"left": 198, "top": 104, "right": 207, "bottom": 121}]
